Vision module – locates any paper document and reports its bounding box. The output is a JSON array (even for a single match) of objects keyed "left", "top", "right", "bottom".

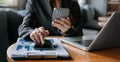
[{"left": 11, "top": 38, "right": 70, "bottom": 59}]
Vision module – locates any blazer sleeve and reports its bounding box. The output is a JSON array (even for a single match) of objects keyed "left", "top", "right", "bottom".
[
  {"left": 18, "top": 0, "right": 37, "bottom": 39},
  {"left": 61, "top": 0, "right": 83, "bottom": 36}
]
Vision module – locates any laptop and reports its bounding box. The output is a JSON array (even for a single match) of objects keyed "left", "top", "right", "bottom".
[{"left": 60, "top": 11, "right": 120, "bottom": 51}]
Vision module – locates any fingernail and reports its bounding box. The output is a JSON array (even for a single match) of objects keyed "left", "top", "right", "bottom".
[{"left": 42, "top": 41, "right": 45, "bottom": 45}]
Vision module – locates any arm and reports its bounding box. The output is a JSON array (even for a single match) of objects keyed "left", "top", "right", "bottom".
[
  {"left": 18, "top": 0, "right": 37, "bottom": 39},
  {"left": 52, "top": 0, "right": 83, "bottom": 36},
  {"left": 18, "top": 0, "right": 49, "bottom": 44},
  {"left": 66, "top": 0, "right": 83, "bottom": 36}
]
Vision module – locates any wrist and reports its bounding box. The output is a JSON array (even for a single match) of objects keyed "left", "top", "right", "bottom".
[
  {"left": 57, "top": 29, "right": 67, "bottom": 36},
  {"left": 65, "top": 26, "right": 74, "bottom": 34},
  {"left": 58, "top": 26, "right": 74, "bottom": 36}
]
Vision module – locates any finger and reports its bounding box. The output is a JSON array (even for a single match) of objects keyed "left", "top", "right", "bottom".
[
  {"left": 45, "top": 30, "right": 49, "bottom": 36},
  {"left": 38, "top": 32, "right": 45, "bottom": 45},
  {"left": 61, "top": 17, "right": 71, "bottom": 26},
  {"left": 52, "top": 21, "right": 64, "bottom": 30},
  {"left": 30, "top": 31, "right": 37, "bottom": 42},
  {"left": 34, "top": 28, "right": 41, "bottom": 43},
  {"left": 55, "top": 19, "right": 68, "bottom": 26},
  {"left": 58, "top": 18, "right": 71, "bottom": 29},
  {"left": 52, "top": 21, "right": 67, "bottom": 32},
  {"left": 55, "top": 19, "right": 71, "bottom": 29},
  {"left": 38, "top": 27, "right": 46, "bottom": 38},
  {"left": 36, "top": 29, "right": 45, "bottom": 45},
  {"left": 63, "top": 17, "right": 71, "bottom": 26}
]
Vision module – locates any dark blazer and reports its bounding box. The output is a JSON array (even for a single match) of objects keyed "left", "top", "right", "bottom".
[{"left": 18, "top": 0, "right": 83, "bottom": 39}]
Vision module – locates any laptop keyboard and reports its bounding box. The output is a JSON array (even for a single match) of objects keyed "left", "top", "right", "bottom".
[
  {"left": 61, "top": 36, "right": 95, "bottom": 49},
  {"left": 73, "top": 40, "right": 92, "bottom": 47}
]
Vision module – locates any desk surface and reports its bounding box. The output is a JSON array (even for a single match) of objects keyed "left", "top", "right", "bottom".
[{"left": 7, "top": 37, "right": 120, "bottom": 62}]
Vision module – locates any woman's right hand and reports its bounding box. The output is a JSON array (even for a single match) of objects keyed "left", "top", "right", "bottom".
[{"left": 30, "top": 27, "right": 49, "bottom": 45}]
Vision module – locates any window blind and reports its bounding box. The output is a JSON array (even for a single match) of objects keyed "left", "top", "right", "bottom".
[{"left": 0, "top": 0, "right": 17, "bottom": 6}]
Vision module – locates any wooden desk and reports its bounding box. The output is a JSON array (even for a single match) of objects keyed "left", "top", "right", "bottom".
[{"left": 7, "top": 37, "right": 120, "bottom": 62}]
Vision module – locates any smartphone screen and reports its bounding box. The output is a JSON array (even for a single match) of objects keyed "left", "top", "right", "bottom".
[
  {"left": 34, "top": 39, "right": 53, "bottom": 50},
  {"left": 52, "top": 8, "right": 70, "bottom": 21}
]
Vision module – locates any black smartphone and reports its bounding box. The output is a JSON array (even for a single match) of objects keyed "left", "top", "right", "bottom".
[
  {"left": 52, "top": 8, "right": 70, "bottom": 21},
  {"left": 34, "top": 39, "right": 53, "bottom": 50}
]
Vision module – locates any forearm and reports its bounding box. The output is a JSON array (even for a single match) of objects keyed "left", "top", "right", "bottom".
[
  {"left": 18, "top": 0, "right": 36, "bottom": 39},
  {"left": 18, "top": 24, "right": 34, "bottom": 39}
]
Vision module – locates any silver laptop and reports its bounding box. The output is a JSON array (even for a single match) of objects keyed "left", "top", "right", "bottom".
[{"left": 60, "top": 11, "right": 120, "bottom": 51}]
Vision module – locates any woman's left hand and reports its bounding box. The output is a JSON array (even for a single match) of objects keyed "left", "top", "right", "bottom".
[{"left": 52, "top": 17, "right": 72, "bottom": 33}]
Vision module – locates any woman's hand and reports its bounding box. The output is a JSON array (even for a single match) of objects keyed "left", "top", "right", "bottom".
[
  {"left": 52, "top": 17, "right": 72, "bottom": 33},
  {"left": 30, "top": 27, "right": 49, "bottom": 45}
]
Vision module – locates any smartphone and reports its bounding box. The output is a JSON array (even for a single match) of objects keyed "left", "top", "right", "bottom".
[
  {"left": 52, "top": 8, "right": 70, "bottom": 21},
  {"left": 34, "top": 39, "right": 53, "bottom": 50}
]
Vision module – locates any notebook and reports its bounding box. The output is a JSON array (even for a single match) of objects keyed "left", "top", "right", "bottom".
[
  {"left": 60, "top": 11, "right": 120, "bottom": 51},
  {"left": 10, "top": 38, "right": 70, "bottom": 59}
]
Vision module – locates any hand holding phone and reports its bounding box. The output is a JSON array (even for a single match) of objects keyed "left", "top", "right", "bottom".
[{"left": 52, "top": 8, "right": 72, "bottom": 33}]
